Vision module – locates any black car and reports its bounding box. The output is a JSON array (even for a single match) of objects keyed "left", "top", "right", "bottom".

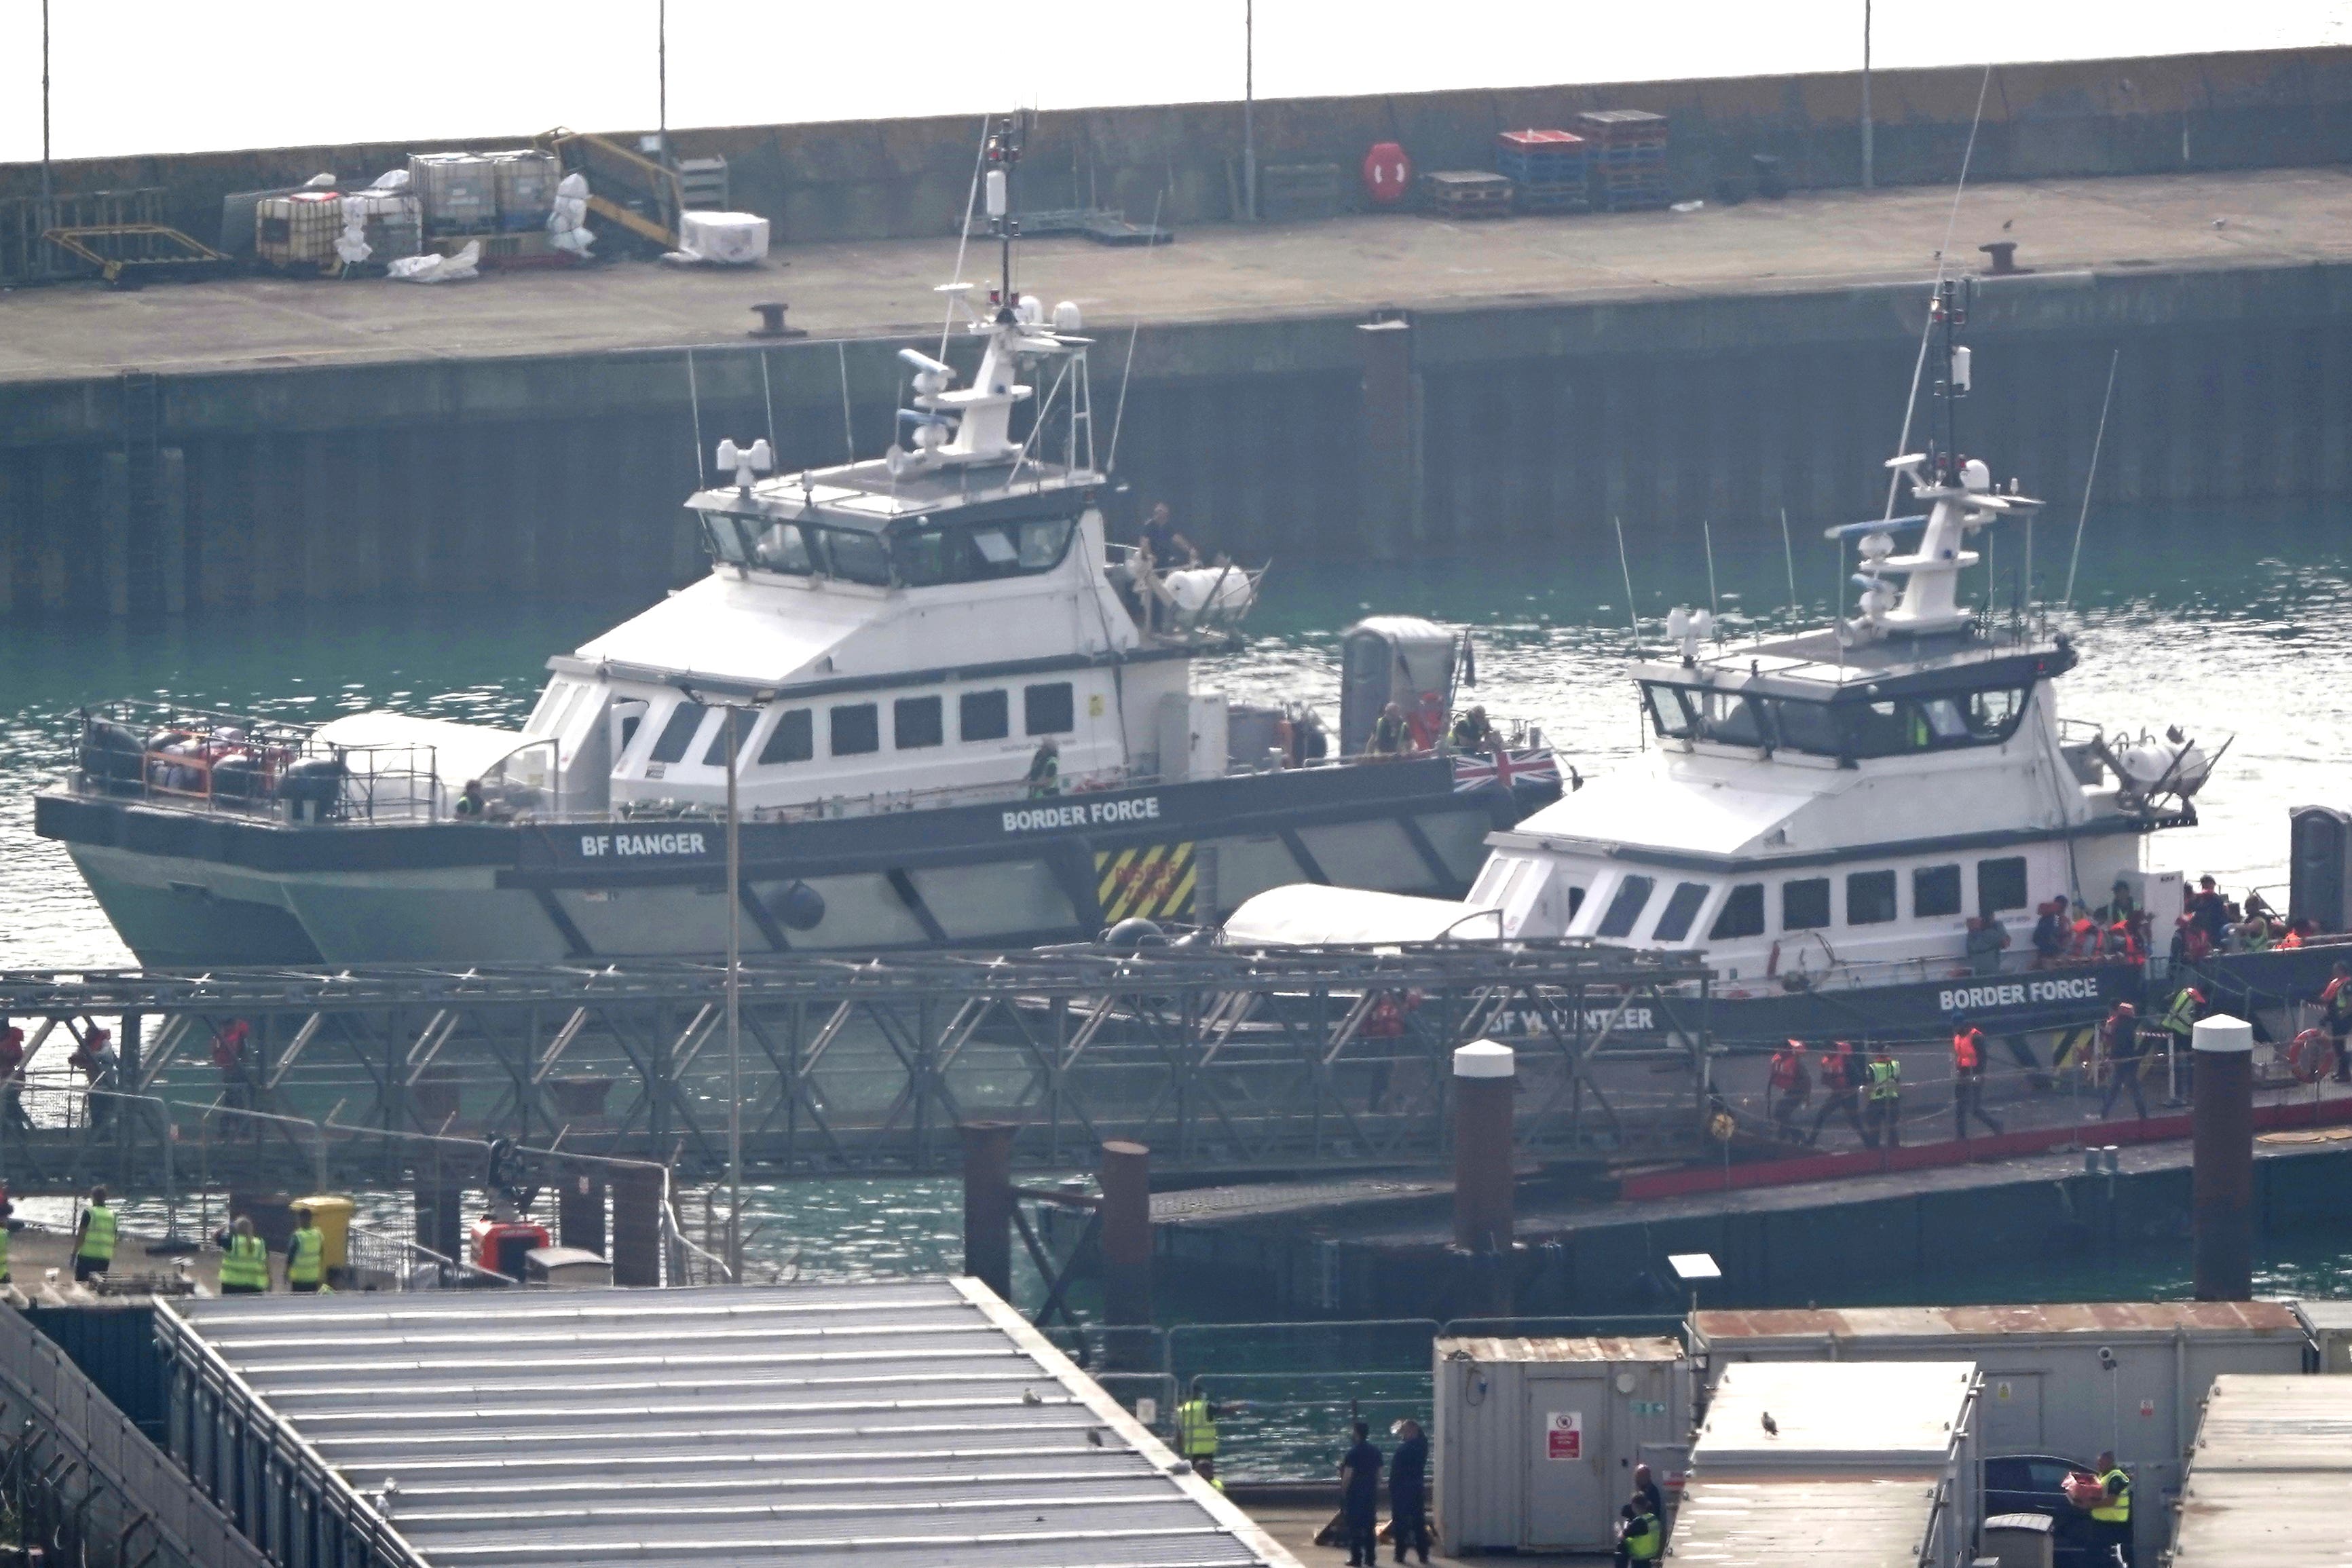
[{"left": 1983, "top": 1454, "right": 2112, "bottom": 1568}]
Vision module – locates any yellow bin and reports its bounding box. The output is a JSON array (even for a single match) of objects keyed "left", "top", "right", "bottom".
[{"left": 292, "top": 1195, "right": 354, "bottom": 1271}]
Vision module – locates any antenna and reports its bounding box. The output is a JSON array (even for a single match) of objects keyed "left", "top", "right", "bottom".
[
  {"left": 943, "top": 114, "right": 991, "bottom": 360},
  {"left": 2061, "top": 350, "right": 2121, "bottom": 614},
  {"left": 836, "top": 339, "right": 856, "bottom": 464},
  {"left": 759, "top": 351, "right": 779, "bottom": 456},
  {"left": 1779, "top": 508, "right": 1798, "bottom": 625},
  {"left": 1703, "top": 519, "right": 1720, "bottom": 628},
  {"left": 1614, "top": 517, "right": 1640, "bottom": 649},
  {"left": 985, "top": 111, "right": 1026, "bottom": 312},
  {"left": 1884, "top": 63, "right": 1994, "bottom": 518},
  {"left": 686, "top": 348, "right": 707, "bottom": 487},
  {"left": 1106, "top": 188, "right": 1165, "bottom": 474}
]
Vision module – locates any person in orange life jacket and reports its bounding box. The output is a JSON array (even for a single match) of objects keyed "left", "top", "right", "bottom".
[
  {"left": 1767, "top": 1041, "right": 1811, "bottom": 1142},
  {"left": 2321, "top": 960, "right": 2352, "bottom": 1085},
  {"left": 1360, "top": 990, "right": 1422, "bottom": 1113},
  {"left": 2102, "top": 919, "right": 2142, "bottom": 963},
  {"left": 1808, "top": 1040, "right": 1873, "bottom": 1146},
  {"left": 2096, "top": 1001, "right": 2148, "bottom": 1121},
  {"left": 212, "top": 1018, "right": 255, "bottom": 1118},
  {"left": 0, "top": 1018, "right": 29, "bottom": 1132},
  {"left": 1950, "top": 1010, "right": 2004, "bottom": 1139},
  {"left": 2277, "top": 916, "right": 2315, "bottom": 950},
  {"left": 2066, "top": 902, "right": 2101, "bottom": 961},
  {"left": 2170, "top": 912, "right": 2211, "bottom": 965}
]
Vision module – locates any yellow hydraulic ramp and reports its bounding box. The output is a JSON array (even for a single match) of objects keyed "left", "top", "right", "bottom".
[{"left": 535, "top": 127, "right": 686, "bottom": 249}]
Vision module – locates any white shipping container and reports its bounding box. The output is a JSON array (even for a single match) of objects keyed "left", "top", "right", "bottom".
[
  {"left": 1432, "top": 1335, "right": 1689, "bottom": 1552},
  {"left": 1673, "top": 1361, "right": 1980, "bottom": 1568},
  {"left": 2171, "top": 1374, "right": 2352, "bottom": 1568},
  {"left": 1689, "top": 1302, "right": 2306, "bottom": 1564},
  {"left": 2291, "top": 1299, "right": 2352, "bottom": 1373}
]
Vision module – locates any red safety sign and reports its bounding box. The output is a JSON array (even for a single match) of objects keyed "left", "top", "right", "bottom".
[{"left": 1546, "top": 1410, "right": 1584, "bottom": 1460}]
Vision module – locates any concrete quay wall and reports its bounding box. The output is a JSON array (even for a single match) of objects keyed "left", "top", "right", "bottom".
[
  {"left": 7, "top": 48, "right": 2352, "bottom": 248},
  {"left": 3, "top": 253, "right": 2347, "bottom": 616}
]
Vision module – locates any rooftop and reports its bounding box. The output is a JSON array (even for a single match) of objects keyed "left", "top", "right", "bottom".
[
  {"left": 1432, "top": 1334, "right": 1684, "bottom": 1364},
  {"left": 158, "top": 1279, "right": 1296, "bottom": 1568},
  {"left": 2171, "top": 1374, "right": 2352, "bottom": 1568},
  {"left": 1694, "top": 1301, "right": 2304, "bottom": 1344},
  {"left": 1668, "top": 1472, "right": 1949, "bottom": 1568},
  {"left": 1694, "top": 1361, "right": 1975, "bottom": 1468},
  {"left": 7, "top": 166, "right": 2352, "bottom": 386}
]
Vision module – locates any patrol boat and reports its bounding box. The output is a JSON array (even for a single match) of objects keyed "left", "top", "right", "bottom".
[
  {"left": 37, "top": 118, "right": 1561, "bottom": 968},
  {"left": 1227, "top": 280, "right": 2219, "bottom": 1044}
]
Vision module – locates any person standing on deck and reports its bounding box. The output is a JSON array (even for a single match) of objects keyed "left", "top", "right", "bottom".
[
  {"left": 1951, "top": 1011, "right": 2004, "bottom": 1138},
  {"left": 286, "top": 1206, "right": 326, "bottom": 1293},
  {"left": 1388, "top": 1419, "right": 1430, "bottom": 1565},
  {"left": 1338, "top": 1421, "right": 1382, "bottom": 1568},
  {"left": 73, "top": 1185, "right": 117, "bottom": 1282},
  {"left": 1767, "top": 1041, "right": 1810, "bottom": 1142},
  {"left": 2096, "top": 1002, "right": 2149, "bottom": 1121},
  {"left": 1808, "top": 1040, "right": 1873, "bottom": 1146},
  {"left": 1865, "top": 1045, "right": 1903, "bottom": 1147}
]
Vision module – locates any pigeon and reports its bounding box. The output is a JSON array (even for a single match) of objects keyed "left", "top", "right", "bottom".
[
  {"left": 1168, "top": 1461, "right": 1192, "bottom": 1475},
  {"left": 2212, "top": 218, "right": 2227, "bottom": 229},
  {"left": 2002, "top": 219, "right": 2013, "bottom": 231},
  {"left": 1021, "top": 1389, "right": 1043, "bottom": 1406},
  {"left": 1761, "top": 1412, "right": 1778, "bottom": 1436},
  {"left": 1087, "top": 1428, "right": 1106, "bottom": 1448}
]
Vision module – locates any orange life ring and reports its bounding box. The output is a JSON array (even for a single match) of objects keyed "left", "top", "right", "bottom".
[{"left": 2288, "top": 1028, "right": 2338, "bottom": 1085}]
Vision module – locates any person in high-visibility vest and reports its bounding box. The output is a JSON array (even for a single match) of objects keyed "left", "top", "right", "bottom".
[
  {"left": 2160, "top": 985, "right": 2205, "bottom": 1096},
  {"left": 1174, "top": 1377, "right": 1239, "bottom": 1485},
  {"left": 1865, "top": 1047, "right": 1903, "bottom": 1148},
  {"left": 1950, "top": 1011, "right": 2004, "bottom": 1139},
  {"left": 1618, "top": 1489, "right": 1664, "bottom": 1568},
  {"left": 2085, "top": 1449, "right": 2132, "bottom": 1567},
  {"left": 215, "top": 1214, "right": 270, "bottom": 1295},
  {"left": 74, "top": 1184, "right": 117, "bottom": 1282},
  {"left": 286, "top": 1206, "right": 325, "bottom": 1293}
]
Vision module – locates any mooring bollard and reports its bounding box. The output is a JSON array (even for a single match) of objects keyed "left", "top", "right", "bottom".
[
  {"left": 959, "top": 1121, "right": 1018, "bottom": 1302},
  {"left": 1452, "top": 1039, "right": 1518, "bottom": 1317},
  {"left": 2191, "top": 1014, "right": 2254, "bottom": 1301}
]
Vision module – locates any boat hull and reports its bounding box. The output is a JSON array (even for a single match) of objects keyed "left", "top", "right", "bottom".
[{"left": 39, "top": 760, "right": 1542, "bottom": 967}]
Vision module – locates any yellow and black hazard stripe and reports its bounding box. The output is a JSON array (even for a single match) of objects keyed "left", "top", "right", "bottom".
[
  {"left": 2050, "top": 1026, "right": 2097, "bottom": 1072},
  {"left": 1096, "top": 842, "right": 1196, "bottom": 923}
]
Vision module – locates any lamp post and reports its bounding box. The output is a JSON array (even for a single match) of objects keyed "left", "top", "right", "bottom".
[
  {"left": 40, "top": 0, "right": 54, "bottom": 209},
  {"left": 1243, "top": 0, "right": 1256, "bottom": 221},
  {"left": 724, "top": 701, "right": 741, "bottom": 1278},
  {"left": 1861, "top": 0, "right": 1875, "bottom": 191}
]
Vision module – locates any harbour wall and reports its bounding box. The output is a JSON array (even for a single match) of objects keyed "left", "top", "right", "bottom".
[
  {"left": 7, "top": 48, "right": 2352, "bottom": 246},
  {"left": 3, "top": 254, "right": 2348, "bottom": 615}
]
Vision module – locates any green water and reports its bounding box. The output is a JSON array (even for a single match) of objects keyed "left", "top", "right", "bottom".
[{"left": 8, "top": 501, "right": 2352, "bottom": 1474}]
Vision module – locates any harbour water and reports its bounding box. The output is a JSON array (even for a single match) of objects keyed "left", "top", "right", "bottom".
[{"left": 7, "top": 498, "right": 2349, "bottom": 973}]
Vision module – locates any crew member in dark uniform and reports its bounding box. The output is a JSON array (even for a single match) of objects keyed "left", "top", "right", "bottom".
[
  {"left": 1387, "top": 1419, "right": 1429, "bottom": 1565},
  {"left": 1339, "top": 1421, "right": 1382, "bottom": 1568}
]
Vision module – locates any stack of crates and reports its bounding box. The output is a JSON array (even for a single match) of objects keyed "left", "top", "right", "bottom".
[
  {"left": 408, "top": 153, "right": 498, "bottom": 236},
  {"left": 254, "top": 191, "right": 345, "bottom": 267},
  {"left": 1576, "top": 110, "right": 1669, "bottom": 212},
  {"left": 1495, "top": 130, "right": 1588, "bottom": 214},
  {"left": 489, "top": 150, "right": 560, "bottom": 231}
]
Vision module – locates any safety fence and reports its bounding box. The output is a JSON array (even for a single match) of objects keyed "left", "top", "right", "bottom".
[
  {"left": 0, "top": 1302, "right": 273, "bottom": 1568},
  {"left": 1044, "top": 1312, "right": 1681, "bottom": 1481}
]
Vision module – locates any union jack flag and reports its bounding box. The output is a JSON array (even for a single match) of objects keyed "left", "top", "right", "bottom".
[{"left": 1451, "top": 748, "right": 1562, "bottom": 794}]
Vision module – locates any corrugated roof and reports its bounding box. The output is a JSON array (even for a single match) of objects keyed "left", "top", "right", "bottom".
[
  {"left": 2173, "top": 1376, "right": 2352, "bottom": 1568},
  {"left": 1695, "top": 1362, "right": 1973, "bottom": 1468},
  {"left": 1667, "top": 1472, "right": 1945, "bottom": 1568},
  {"left": 160, "top": 1280, "right": 1294, "bottom": 1568},
  {"left": 1433, "top": 1336, "right": 1683, "bottom": 1364},
  {"left": 1694, "top": 1301, "right": 2301, "bottom": 1343}
]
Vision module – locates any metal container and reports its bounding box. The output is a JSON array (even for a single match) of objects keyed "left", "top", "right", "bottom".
[
  {"left": 2291, "top": 1299, "right": 2352, "bottom": 1372},
  {"left": 407, "top": 153, "right": 498, "bottom": 236},
  {"left": 489, "top": 149, "right": 559, "bottom": 231},
  {"left": 254, "top": 192, "right": 342, "bottom": 266},
  {"left": 1690, "top": 1303, "right": 2305, "bottom": 1563},
  {"left": 1981, "top": 1512, "right": 2055, "bottom": 1568},
  {"left": 1432, "top": 1334, "right": 1688, "bottom": 1552},
  {"left": 1674, "top": 1360, "right": 1979, "bottom": 1568},
  {"left": 2171, "top": 1373, "right": 2352, "bottom": 1568}
]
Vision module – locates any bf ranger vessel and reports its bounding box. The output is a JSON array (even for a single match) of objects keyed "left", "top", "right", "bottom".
[
  {"left": 1228, "top": 279, "right": 2222, "bottom": 1045},
  {"left": 37, "top": 117, "right": 1561, "bottom": 968}
]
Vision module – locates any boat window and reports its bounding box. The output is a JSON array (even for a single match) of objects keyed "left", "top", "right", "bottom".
[
  {"left": 811, "top": 527, "right": 893, "bottom": 586},
  {"left": 1842, "top": 700, "right": 1931, "bottom": 758},
  {"left": 1469, "top": 858, "right": 1513, "bottom": 903},
  {"left": 961, "top": 689, "right": 1010, "bottom": 742},
  {"left": 1782, "top": 877, "right": 1831, "bottom": 931},
  {"left": 831, "top": 703, "right": 880, "bottom": 756},
  {"left": 1922, "top": 698, "right": 1970, "bottom": 742},
  {"left": 1025, "top": 682, "right": 1075, "bottom": 736},
  {"left": 1643, "top": 684, "right": 1697, "bottom": 739},
  {"left": 895, "top": 695, "right": 944, "bottom": 749},
  {"left": 697, "top": 510, "right": 750, "bottom": 566},
  {"left": 524, "top": 680, "right": 572, "bottom": 735},
  {"left": 749, "top": 520, "right": 815, "bottom": 575},
  {"left": 1766, "top": 700, "right": 1843, "bottom": 755},
  {"left": 758, "top": 709, "right": 813, "bottom": 766},
  {"left": 1965, "top": 687, "right": 2028, "bottom": 741},
  {"left": 891, "top": 516, "right": 1079, "bottom": 586},
  {"left": 1914, "top": 863, "right": 1962, "bottom": 917},
  {"left": 647, "top": 702, "right": 709, "bottom": 766},
  {"left": 698, "top": 709, "right": 756, "bottom": 768},
  {"left": 1695, "top": 690, "right": 1769, "bottom": 747},
  {"left": 1596, "top": 875, "right": 1656, "bottom": 939},
  {"left": 1847, "top": 869, "right": 1898, "bottom": 925},
  {"left": 1651, "top": 881, "right": 1711, "bottom": 942},
  {"left": 614, "top": 699, "right": 648, "bottom": 755},
  {"left": 1709, "top": 882, "right": 1765, "bottom": 939},
  {"left": 1977, "top": 855, "right": 2029, "bottom": 913}
]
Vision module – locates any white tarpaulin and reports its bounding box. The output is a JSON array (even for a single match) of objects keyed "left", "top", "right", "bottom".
[
  {"left": 1222, "top": 883, "right": 1501, "bottom": 946},
  {"left": 313, "top": 713, "right": 539, "bottom": 816},
  {"left": 664, "top": 209, "right": 770, "bottom": 265},
  {"left": 547, "top": 171, "right": 595, "bottom": 257},
  {"left": 386, "top": 238, "right": 479, "bottom": 284}
]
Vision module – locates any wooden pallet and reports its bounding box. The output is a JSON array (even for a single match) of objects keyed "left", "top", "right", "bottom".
[{"left": 1421, "top": 170, "right": 1514, "bottom": 219}]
